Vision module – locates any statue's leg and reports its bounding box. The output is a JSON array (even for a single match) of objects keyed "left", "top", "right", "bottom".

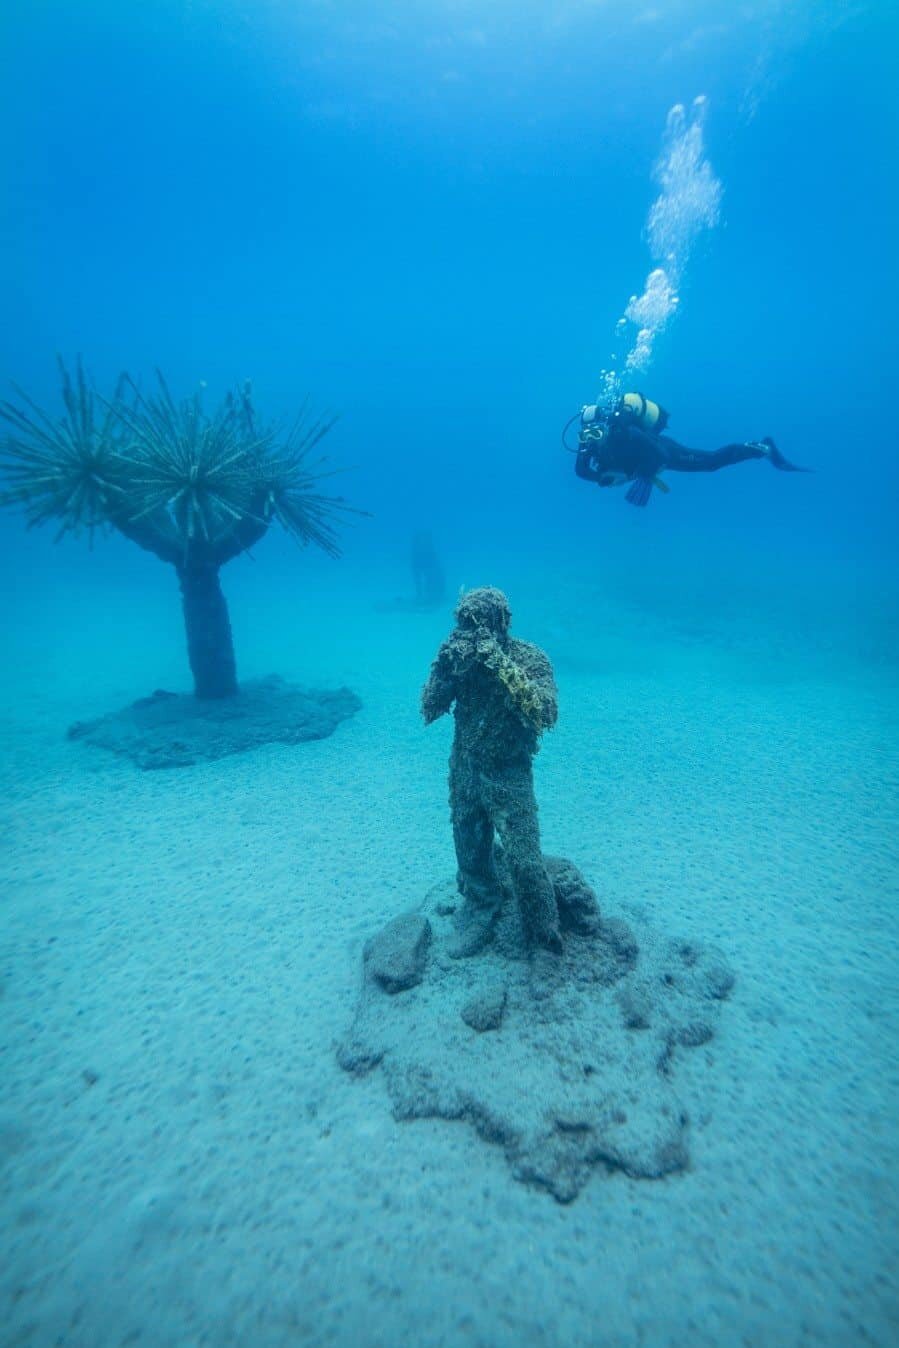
[
  {"left": 448, "top": 750, "right": 503, "bottom": 957},
  {"left": 449, "top": 749, "right": 498, "bottom": 901},
  {"left": 492, "top": 763, "right": 562, "bottom": 954}
]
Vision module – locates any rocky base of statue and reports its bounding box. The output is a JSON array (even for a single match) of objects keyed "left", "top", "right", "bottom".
[
  {"left": 338, "top": 857, "right": 734, "bottom": 1203},
  {"left": 67, "top": 675, "right": 362, "bottom": 769}
]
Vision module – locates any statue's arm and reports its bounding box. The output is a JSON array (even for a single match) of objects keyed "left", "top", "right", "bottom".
[
  {"left": 421, "top": 640, "right": 458, "bottom": 724},
  {"left": 524, "top": 646, "right": 559, "bottom": 730},
  {"left": 497, "top": 641, "right": 558, "bottom": 732}
]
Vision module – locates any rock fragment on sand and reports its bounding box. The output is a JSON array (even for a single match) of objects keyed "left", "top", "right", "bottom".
[
  {"left": 545, "top": 856, "right": 601, "bottom": 935},
  {"left": 364, "top": 914, "right": 432, "bottom": 993},
  {"left": 617, "top": 981, "right": 652, "bottom": 1030},
  {"left": 461, "top": 984, "right": 507, "bottom": 1032}
]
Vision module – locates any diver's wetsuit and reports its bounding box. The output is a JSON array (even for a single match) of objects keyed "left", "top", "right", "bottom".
[{"left": 575, "top": 421, "right": 766, "bottom": 488}]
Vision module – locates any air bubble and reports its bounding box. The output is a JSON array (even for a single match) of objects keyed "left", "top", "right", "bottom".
[{"left": 598, "top": 97, "right": 722, "bottom": 398}]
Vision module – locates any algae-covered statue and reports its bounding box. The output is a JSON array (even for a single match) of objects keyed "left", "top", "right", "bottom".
[
  {"left": 339, "top": 583, "right": 735, "bottom": 1202},
  {"left": 421, "top": 587, "right": 564, "bottom": 955}
]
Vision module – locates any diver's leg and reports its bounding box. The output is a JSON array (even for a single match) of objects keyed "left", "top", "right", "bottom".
[
  {"left": 448, "top": 749, "right": 503, "bottom": 956},
  {"left": 491, "top": 764, "right": 562, "bottom": 954},
  {"left": 658, "top": 435, "right": 767, "bottom": 473}
]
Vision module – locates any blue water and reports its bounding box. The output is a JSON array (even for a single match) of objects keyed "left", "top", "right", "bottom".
[{"left": 1, "top": 3, "right": 897, "bottom": 1345}]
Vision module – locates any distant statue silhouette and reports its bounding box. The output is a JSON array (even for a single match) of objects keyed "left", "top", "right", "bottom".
[
  {"left": 411, "top": 531, "right": 445, "bottom": 607},
  {"left": 376, "top": 530, "right": 446, "bottom": 614}
]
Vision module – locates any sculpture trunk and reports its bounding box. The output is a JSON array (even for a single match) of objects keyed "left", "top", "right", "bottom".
[{"left": 177, "top": 563, "right": 238, "bottom": 699}]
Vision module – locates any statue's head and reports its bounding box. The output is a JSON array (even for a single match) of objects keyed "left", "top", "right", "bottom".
[{"left": 455, "top": 587, "right": 512, "bottom": 639}]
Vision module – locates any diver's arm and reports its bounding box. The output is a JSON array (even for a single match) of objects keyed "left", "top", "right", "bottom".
[
  {"left": 618, "top": 424, "right": 665, "bottom": 477},
  {"left": 576, "top": 424, "right": 661, "bottom": 484},
  {"left": 575, "top": 447, "right": 601, "bottom": 482}
]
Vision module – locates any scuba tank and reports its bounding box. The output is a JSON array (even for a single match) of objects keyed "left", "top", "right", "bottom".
[
  {"left": 561, "top": 392, "right": 669, "bottom": 452},
  {"left": 620, "top": 391, "right": 669, "bottom": 432},
  {"left": 563, "top": 391, "right": 673, "bottom": 507}
]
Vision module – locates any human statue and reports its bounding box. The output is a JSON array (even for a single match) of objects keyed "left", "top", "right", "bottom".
[
  {"left": 340, "top": 588, "right": 734, "bottom": 1204},
  {"left": 421, "top": 586, "right": 563, "bottom": 956}
]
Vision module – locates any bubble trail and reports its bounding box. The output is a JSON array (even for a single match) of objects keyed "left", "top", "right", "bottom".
[{"left": 598, "top": 96, "right": 722, "bottom": 406}]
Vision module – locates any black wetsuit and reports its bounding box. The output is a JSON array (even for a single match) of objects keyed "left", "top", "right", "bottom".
[{"left": 575, "top": 419, "right": 766, "bottom": 489}]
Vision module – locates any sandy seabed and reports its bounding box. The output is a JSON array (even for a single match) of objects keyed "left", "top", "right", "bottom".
[{"left": 1, "top": 557, "right": 897, "bottom": 1348}]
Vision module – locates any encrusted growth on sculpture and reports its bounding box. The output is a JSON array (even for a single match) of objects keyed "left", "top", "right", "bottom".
[{"left": 422, "top": 587, "right": 572, "bottom": 955}]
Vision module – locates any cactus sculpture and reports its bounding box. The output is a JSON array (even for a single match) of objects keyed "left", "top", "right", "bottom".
[{"left": 0, "top": 359, "right": 360, "bottom": 699}]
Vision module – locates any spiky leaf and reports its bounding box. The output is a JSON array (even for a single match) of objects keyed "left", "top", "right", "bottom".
[{"left": 0, "top": 358, "right": 127, "bottom": 542}]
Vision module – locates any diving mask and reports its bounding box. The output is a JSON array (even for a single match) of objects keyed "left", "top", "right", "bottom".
[{"left": 579, "top": 405, "right": 609, "bottom": 446}]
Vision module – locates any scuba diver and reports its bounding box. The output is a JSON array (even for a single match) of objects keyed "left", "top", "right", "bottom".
[{"left": 568, "top": 392, "right": 809, "bottom": 507}]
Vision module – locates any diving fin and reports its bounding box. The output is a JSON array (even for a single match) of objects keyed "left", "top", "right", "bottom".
[
  {"left": 757, "top": 437, "right": 811, "bottom": 473},
  {"left": 625, "top": 476, "right": 654, "bottom": 507}
]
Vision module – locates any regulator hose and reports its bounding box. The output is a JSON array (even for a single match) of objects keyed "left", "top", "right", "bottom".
[{"left": 561, "top": 410, "right": 582, "bottom": 454}]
